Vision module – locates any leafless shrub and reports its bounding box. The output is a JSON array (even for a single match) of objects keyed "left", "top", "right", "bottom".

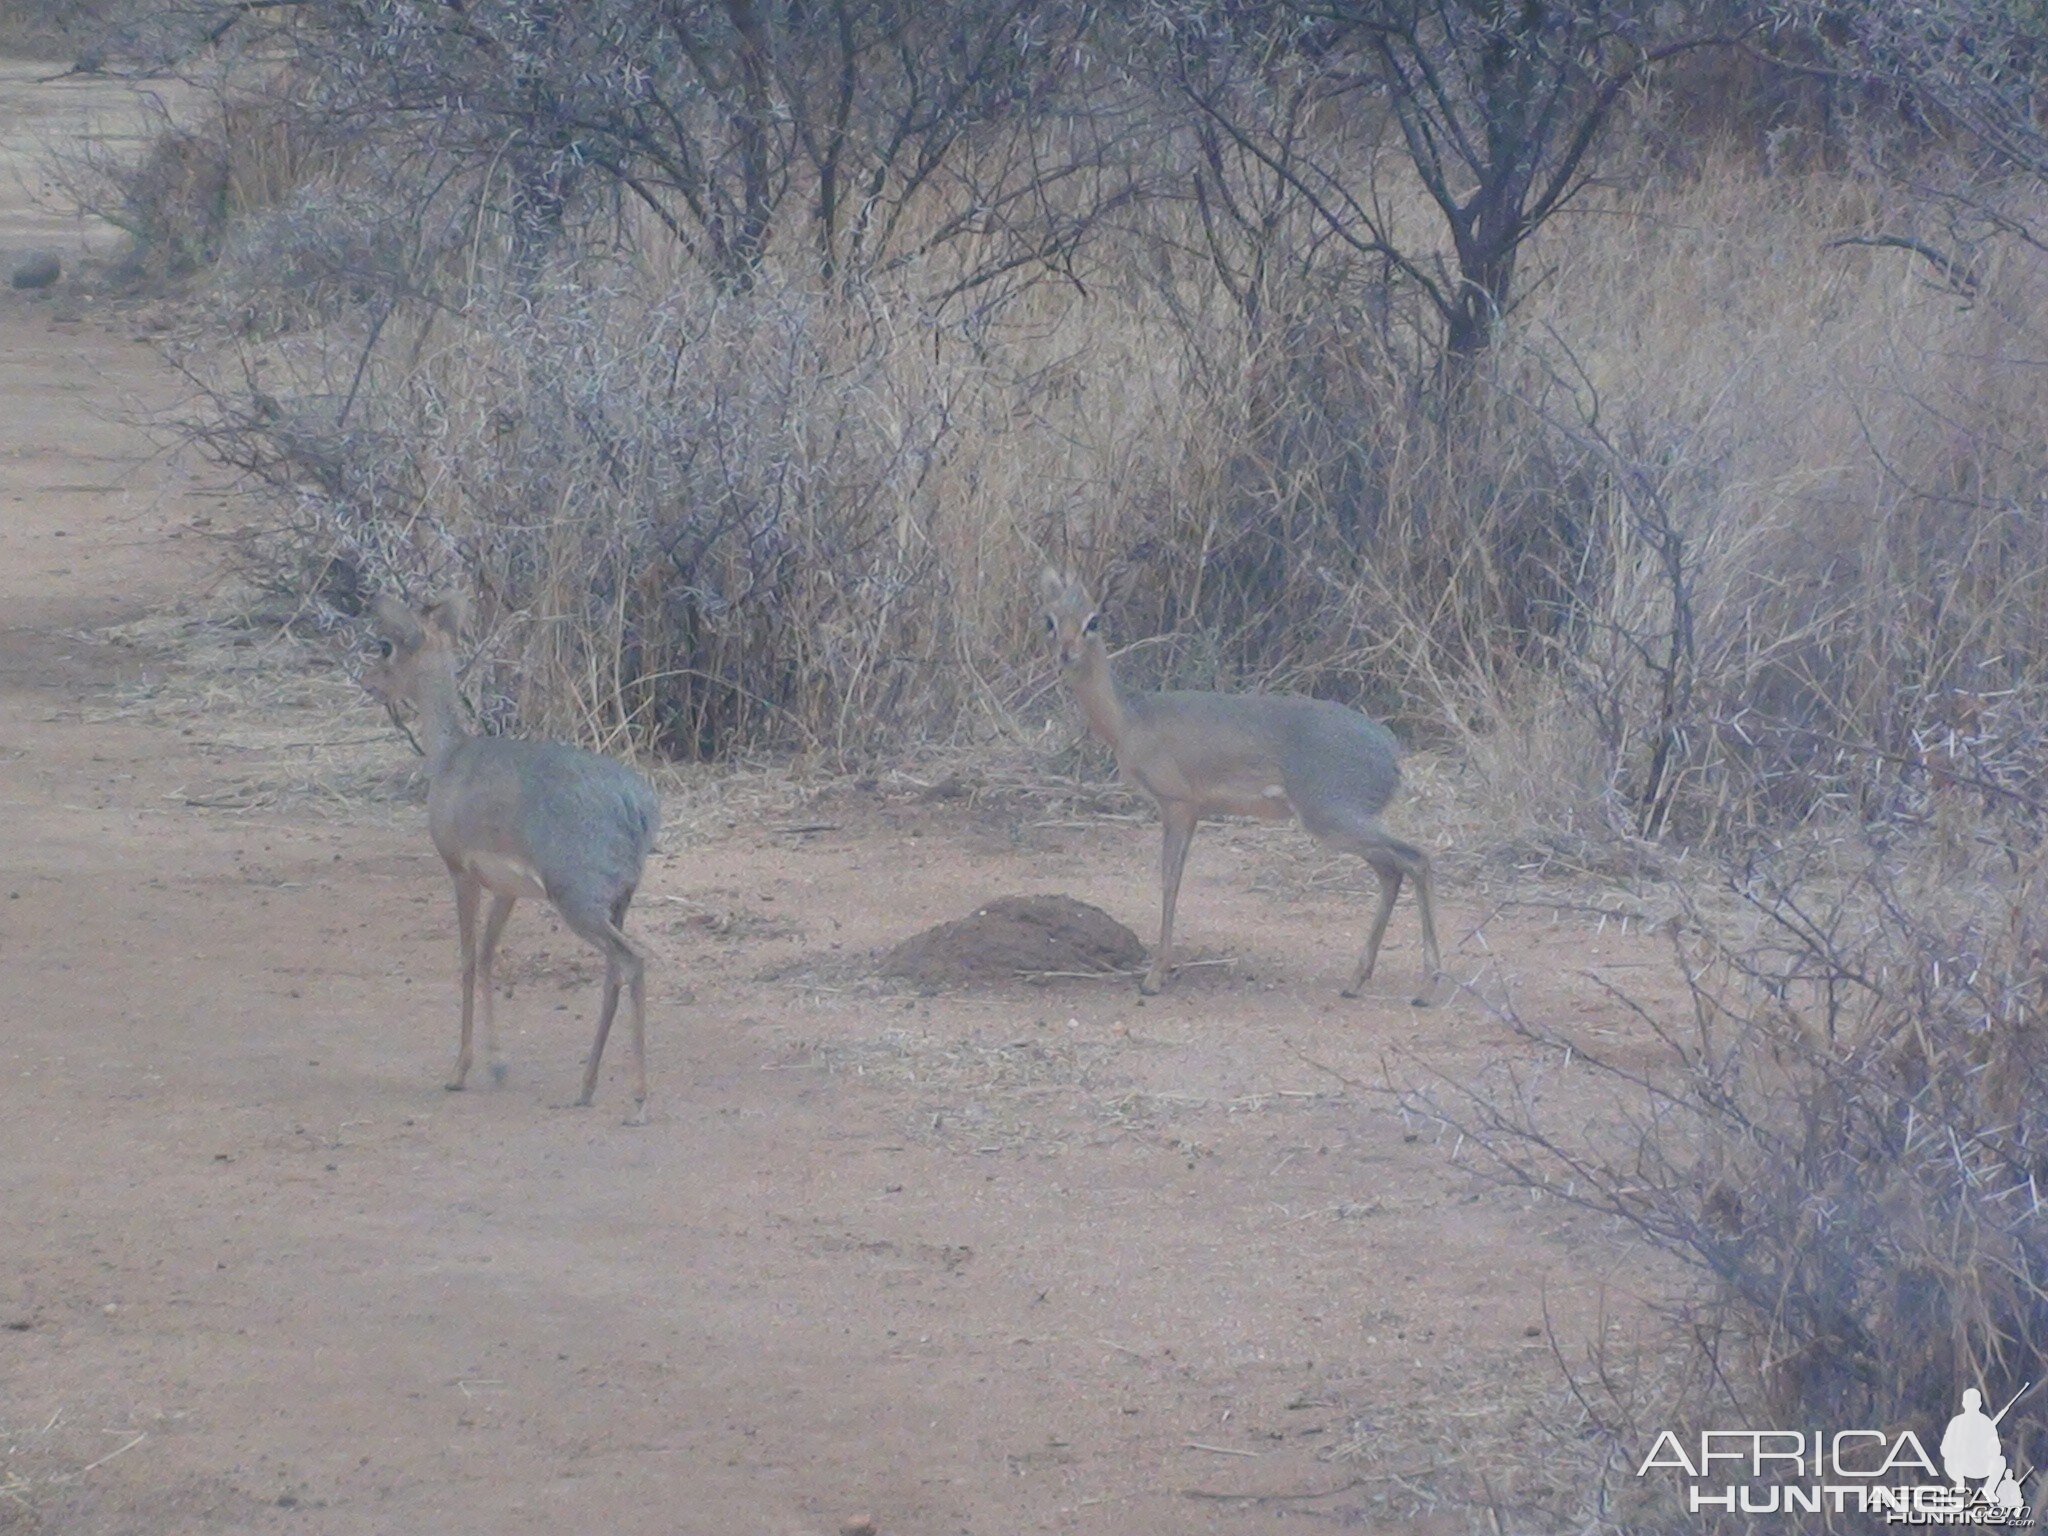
[
  {"left": 190, "top": 256, "right": 989, "bottom": 759},
  {"left": 45, "top": 70, "right": 341, "bottom": 284},
  {"left": 211, "top": 184, "right": 420, "bottom": 335},
  {"left": 1407, "top": 835, "right": 2048, "bottom": 1526},
  {"left": 1149, "top": 0, "right": 1757, "bottom": 364},
  {"left": 132, "top": 0, "right": 1133, "bottom": 294}
]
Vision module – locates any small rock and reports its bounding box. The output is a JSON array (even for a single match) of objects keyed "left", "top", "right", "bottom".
[
  {"left": 10, "top": 251, "right": 61, "bottom": 290},
  {"left": 839, "top": 1519, "right": 878, "bottom": 1536}
]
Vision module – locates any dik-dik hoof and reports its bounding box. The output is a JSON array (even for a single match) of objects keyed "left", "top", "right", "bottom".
[{"left": 623, "top": 1102, "right": 648, "bottom": 1128}]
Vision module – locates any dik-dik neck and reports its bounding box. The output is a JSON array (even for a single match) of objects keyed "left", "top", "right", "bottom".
[
  {"left": 1065, "top": 639, "right": 1130, "bottom": 750},
  {"left": 410, "top": 656, "right": 473, "bottom": 779}
]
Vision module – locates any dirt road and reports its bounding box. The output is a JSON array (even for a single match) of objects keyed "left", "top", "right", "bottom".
[{"left": 0, "top": 60, "right": 1660, "bottom": 1536}]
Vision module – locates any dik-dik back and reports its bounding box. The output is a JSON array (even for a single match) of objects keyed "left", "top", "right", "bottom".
[
  {"left": 1117, "top": 689, "right": 1403, "bottom": 829},
  {"left": 428, "top": 738, "right": 659, "bottom": 909}
]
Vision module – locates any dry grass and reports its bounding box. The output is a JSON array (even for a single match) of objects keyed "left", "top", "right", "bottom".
[{"left": 147, "top": 135, "right": 2048, "bottom": 872}]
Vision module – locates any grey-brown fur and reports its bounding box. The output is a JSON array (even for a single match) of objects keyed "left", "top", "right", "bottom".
[
  {"left": 365, "top": 593, "right": 661, "bottom": 1120},
  {"left": 1039, "top": 569, "right": 1442, "bottom": 1001}
]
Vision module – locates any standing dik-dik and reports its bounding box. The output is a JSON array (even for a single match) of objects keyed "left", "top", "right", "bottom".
[
  {"left": 364, "top": 594, "right": 661, "bottom": 1121},
  {"left": 1040, "top": 570, "right": 1442, "bottom": 1002}
]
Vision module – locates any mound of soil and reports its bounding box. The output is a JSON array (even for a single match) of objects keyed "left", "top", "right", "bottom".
[{"left": 878, "top": 894, "right": 1145, "bottom": 991}]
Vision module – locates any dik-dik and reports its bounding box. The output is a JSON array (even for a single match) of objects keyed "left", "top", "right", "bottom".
[{"left": 1040, "top": 570, "right": 1441, "bottom": 1001}]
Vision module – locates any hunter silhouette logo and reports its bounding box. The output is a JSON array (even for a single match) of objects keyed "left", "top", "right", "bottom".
[
  {"left": 1637, "top": 1380, "right": 2036, "bottom": 1523},
  {"left": 1942, "top": 1388, "right": 2029, "bottom": 1514}
]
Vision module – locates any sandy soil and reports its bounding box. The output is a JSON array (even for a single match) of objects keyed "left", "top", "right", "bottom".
[{"left": 0, "top": 60, "right": 1680, "bottom": 1536}]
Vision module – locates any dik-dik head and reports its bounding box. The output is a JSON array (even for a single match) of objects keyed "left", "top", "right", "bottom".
[
  {"left": 1038, "top": 569, "right": 1103, "bottom": 674},
  {"left": 363, "top": 592, "right": 467, "bottom": 711}
]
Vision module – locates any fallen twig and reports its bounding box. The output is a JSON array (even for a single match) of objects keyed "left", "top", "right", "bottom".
[{"left": 1183, "top": 1475, "right": 1370, "bottom": 1501}]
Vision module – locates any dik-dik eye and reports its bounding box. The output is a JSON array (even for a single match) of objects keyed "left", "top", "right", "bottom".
[
  {"left": 1043, "top": 614, "right": 1055, "bottom": 634},
  {"left": 376, "top": 638, "right": 394, "bottom": 658},
  {"left": 1083, "top": 613, "right": 1100, "bottom": 634}
]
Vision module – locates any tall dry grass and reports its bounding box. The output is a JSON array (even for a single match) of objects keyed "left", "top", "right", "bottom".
[
  {"left": 142, "top": 85, "right": 2048, "bottom": 858},
  {"left": 1410, "top": 160, "right": 2048, "bottom": 850}
]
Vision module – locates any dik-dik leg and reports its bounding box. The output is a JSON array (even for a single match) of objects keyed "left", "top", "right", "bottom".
[
  {"left": 1143, "top": 803, "right": 1199, "bottom": 995},
  {"left": 566, "top": 890, "right": 648, "bottom": 1123},
  {"left": 1339, "top": 833, "right": 1441, "bottom": 1006},
  {"left": 449, "top": 873, "right": 482, "bottom": 1090},
  {"left": 474, "top": 891, "right": 516, "bottom": 1085}
]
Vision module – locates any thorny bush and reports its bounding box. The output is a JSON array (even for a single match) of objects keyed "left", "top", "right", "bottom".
[{"left": 1412, "top": 828, "right": 2048, "bottom": 1528}]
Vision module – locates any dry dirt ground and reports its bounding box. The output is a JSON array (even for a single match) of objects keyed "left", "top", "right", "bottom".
[{"left": 0, "top": 61, "right": 1686, "bottom": 1536}]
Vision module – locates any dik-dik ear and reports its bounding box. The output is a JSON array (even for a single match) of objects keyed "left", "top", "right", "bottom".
[
  {"left": 419, "top": 590, "right": 469, "bottom": 642},
  {"left": 369, "top": 594, "right": 426, "bottom": 649}
]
